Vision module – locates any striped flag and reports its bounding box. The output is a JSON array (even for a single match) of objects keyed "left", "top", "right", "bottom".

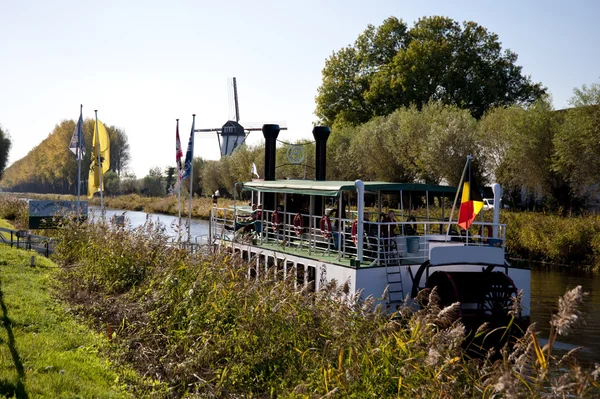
[
  {"left": 457, "top": 169, "right": 483, "bottom": 230},
  {"left": 181, "top": 121, "right": 194, "bottom": 181},
  {"left": 175, "top": 120, "right": 183, "bottom": 180},
  {"left": 69, "top": 110, "right": 86, "bottom": 160}
]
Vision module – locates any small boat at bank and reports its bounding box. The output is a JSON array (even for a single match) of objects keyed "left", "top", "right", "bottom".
[{"left": 209, "top": 125, "right": 530, "bottom": 327}]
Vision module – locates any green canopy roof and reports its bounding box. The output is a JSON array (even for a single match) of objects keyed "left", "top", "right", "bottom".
[{"left": 242, "top": 180, "right": 457, "bottom": 197}]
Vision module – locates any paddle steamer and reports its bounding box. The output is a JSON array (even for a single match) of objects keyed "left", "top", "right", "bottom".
[{"left": 209, "top": 125, "right": 530, "bottom": 326}]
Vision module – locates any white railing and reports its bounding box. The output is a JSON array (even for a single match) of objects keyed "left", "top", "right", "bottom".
[{"left": 210, "top": 207, "right": 506, "bottom": 267}]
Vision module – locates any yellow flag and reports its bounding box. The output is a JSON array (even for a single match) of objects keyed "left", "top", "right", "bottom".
[{"left": 88, "top": 120, "right": 110, "bottom": 198}]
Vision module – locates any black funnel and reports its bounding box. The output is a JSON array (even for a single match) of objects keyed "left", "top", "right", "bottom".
[
  {"left": 262, "top": 124, "right": 280, "bottom": 212},
  {"left": 312, "top": 126, "right": 331, "bottom": 181},
  {"left": 262, "top": 124, "right": 280, "bottom": 181}
]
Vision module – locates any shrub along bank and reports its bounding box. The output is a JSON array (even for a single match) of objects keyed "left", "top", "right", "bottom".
[
  {"left": 502, "top": 212, "right": 600, "bottom": 269},
  {"left": 48, "top": 216, "right": 600, "bottom": 398}
]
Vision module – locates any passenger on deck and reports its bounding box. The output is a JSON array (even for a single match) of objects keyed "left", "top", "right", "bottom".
[
  {"left": 364, "top": 212, "right": 378, "bottom": 252},
  {"left": 364, "top": 212, "right": 376, "bottom": 237},
  {"left": 403, "top": 215, "right": 417, "bottom": 235},
  {"left": 236, "top": 204, "right": 261, "bottom": 234},
  {"left": 382, "top": 211, "right": 398, "bottom": 254},
  {"left": 385, "top": 211, "right": 397, "bottom": 238}
]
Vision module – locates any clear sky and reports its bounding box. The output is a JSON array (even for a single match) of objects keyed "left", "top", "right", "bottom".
[{"left": 1, "top": 0, "right": 598, "bottom": 178}]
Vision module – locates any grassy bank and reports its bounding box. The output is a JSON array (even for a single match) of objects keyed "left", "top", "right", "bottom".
[
  {"left": 0, "top": 243, "right": 155, "bottom": 398},
  {"left": 48, "top": 216, "right": 600, "bottom": 398}
]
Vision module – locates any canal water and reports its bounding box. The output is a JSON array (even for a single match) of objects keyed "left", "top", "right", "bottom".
[
  {"left": 529, "top": 265, "right": 600, "bottom": 366},
  {"left": 89, "top": 206, "right": 210, "bottom": 241},
  {"left": 90, "top": 207, "right": 600, "bottom": 366}
]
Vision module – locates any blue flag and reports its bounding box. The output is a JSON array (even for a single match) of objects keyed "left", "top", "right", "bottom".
[
  {"left": 69, "top": 111, "right": 86, "bottom": 160},
  {"left": 181, "top": 122, "right": 194, "bottom": 180}
]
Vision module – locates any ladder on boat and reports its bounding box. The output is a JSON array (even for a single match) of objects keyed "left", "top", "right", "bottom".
[{"left": 385, "top": 263, "right": 405, "bottom": 305}]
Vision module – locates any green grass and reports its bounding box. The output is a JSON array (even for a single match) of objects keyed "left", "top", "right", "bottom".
[
  {"left": 0, "top": 220, "right": 13, "bottom": 242},
  {"left": 0, "top": 245, "right": 141, "bottom": 398},
  {"left": 0, "top": 221, "right": 12, "bottom": 230}
]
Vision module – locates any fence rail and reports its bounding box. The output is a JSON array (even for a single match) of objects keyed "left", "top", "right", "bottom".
[{"left": 0, "top": 227, "right": 54, "bottom": 257}]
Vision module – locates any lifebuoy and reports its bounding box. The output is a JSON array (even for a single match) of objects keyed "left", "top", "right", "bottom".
[
  {"left": 351, "top": 219, "right": 358, "bottom": 245},
  {"left": 271, "top": 211, "right": 281, "bottom": 231},
  {"left": 320, "top": 215, "right": 332, "bottom": 238},
  {"left": 293, "top": 213, "right": 304, "bottom": 236}
]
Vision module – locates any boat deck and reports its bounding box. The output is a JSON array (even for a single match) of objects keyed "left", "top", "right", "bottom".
[
  {"left": 211, "top": 206, "right": 507, "bottom": 269},
  {"left": 255, "top": 239, "right": 355, "bottom": 267}
]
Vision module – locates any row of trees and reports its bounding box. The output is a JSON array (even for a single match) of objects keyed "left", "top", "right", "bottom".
[
  {"left": 0, "top": 119, "right": 130, "bottom": 193},
  {"left": 187, "top": 83, "right": 599, "bottom": 212},
  {"left": 2, "top": 92, "right": 598, "bottom": 213}
]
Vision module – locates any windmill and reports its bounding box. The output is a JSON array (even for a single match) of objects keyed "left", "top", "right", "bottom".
[{"left": 195, "top": 77, "right": 287, "bottom": 157}]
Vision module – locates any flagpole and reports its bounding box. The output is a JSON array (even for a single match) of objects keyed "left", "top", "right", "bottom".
[
  {"left": 176, "top": 119, "right": 182, "bottom": 241},
  {"left": 94, "top": 110, "right": 104, "bottom": 214},
  {"left": 187, "top": 114, "right": 196, "bottom": 244},
  {"left": 446, "top": 155, "right": 471, "bottom": 237},
  {"left": 76, "top": 104, "right": 83, "bottom": 215}
]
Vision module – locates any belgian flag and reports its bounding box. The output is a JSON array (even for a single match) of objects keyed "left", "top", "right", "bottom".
[{"left": 457, "top": 172, "right": 483, "bottom": 230}]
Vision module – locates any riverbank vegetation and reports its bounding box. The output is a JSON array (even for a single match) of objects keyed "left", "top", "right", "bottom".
[
  {"left": 0, "top": 238, "right": 154, "bottom": 397},
  {"left": 44, "top": 216, "right": 600, "bottom": 397},
  {"left": 504, "top": 212, "right": 600, "bottom": 269}
]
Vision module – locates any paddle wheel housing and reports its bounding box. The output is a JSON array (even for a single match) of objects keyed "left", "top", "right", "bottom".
[{"left": 425, "top": 270, "right": 517, "bottom": 323}]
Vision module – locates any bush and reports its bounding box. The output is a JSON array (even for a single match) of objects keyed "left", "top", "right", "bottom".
[
  {"left": 503, "top": 212, "right": 600, "bottom": 269},
  {"left": 0, "top": 195, "right": 28, "bottom": 227},
  {"left": 53, "top": 212, "right": 184, "bottom": 293}
]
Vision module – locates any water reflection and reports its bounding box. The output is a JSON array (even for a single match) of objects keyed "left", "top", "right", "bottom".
[
  {"left": 530, "top": 265, "right": 600, "bottom": 367},
  {"left": 89, "top": 207, "right": 210, "bottom": 241}
]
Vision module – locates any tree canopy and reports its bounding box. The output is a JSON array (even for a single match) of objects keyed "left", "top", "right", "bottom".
[
  {"left": 0, "top": 125, "right": 11, "bottom": 180},
  {"left": 553, "top": 82, "right": 600, "bottom": 195},
  {"left": 316, "top": 16, "right": 546, "bottom": 126}
]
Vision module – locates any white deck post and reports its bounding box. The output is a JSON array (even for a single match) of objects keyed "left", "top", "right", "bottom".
[
  {"left": 355, "top": 180, "right": 365, "bottom": 262},
  {"left": 492, "top": 183, "right": 502, "bottom": 238}
]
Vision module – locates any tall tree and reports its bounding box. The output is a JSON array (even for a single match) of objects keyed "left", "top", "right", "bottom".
[
  {"left": 478, "top": 98, "right": 571, "bottom": 209},
  {"left": 165, "top": 167, "right": 176, "bottom": 195},
  {"left": 345, "top": 103, "right": 480, "bottom": 185},
  {"left": 417, "top": 103, "right": 480, "bottom": 186},
  {"left": 107, "top": 126, "right": 130, "bottom": 176},
  {"left": 316, "top": 16, "right": 545, "bottom": 126},
  {"left": 553, "top": 82, "right": 600, "bottom": 196},
  {"left": 316, "top": 17, "right": 409, "bottom": 126},
  {"left": 0, "top": 125, "right": 11, "bottom": 180},
  {"left": 141, "top": 167, "right": 164, "bottom": 197}
]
